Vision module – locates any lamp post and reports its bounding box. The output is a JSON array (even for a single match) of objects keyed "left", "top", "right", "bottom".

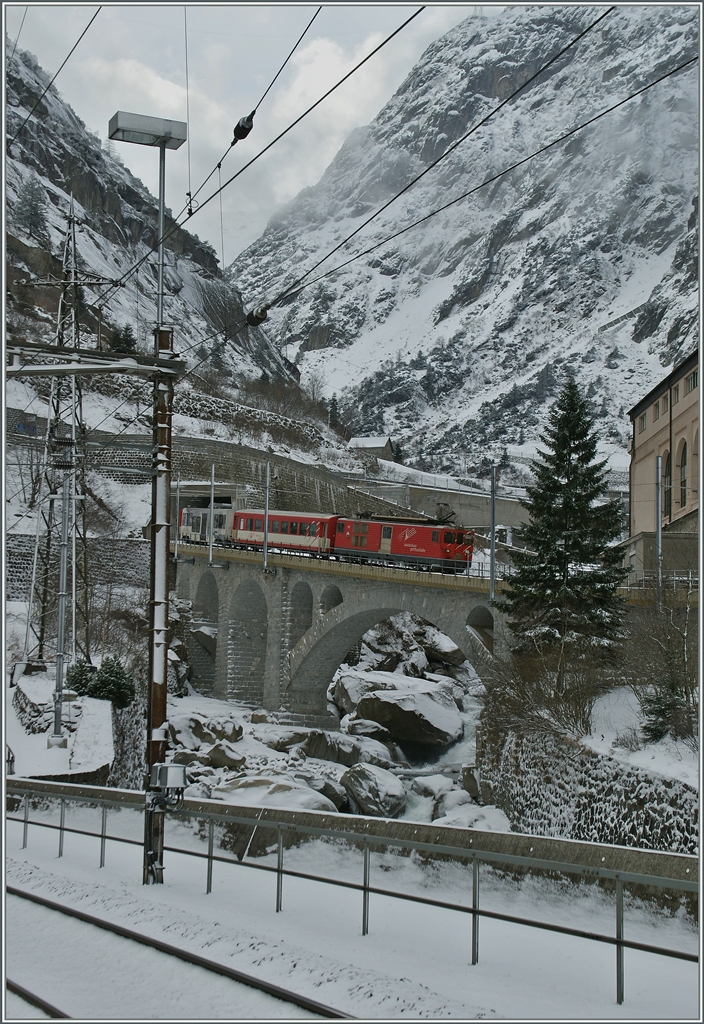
[{"left": 109, "top": 111, "right": 187, "bottom": 884}]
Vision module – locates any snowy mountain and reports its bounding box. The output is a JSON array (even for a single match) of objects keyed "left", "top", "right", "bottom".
[
  {"left": 230, "top": 5, "right": 699, "bottom": 473},
  {"left": 5, "top": 42, "right": 301, "bottom": 439}
]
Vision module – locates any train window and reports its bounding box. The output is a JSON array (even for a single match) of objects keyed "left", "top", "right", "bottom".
[
  {"left": 255, "top": 519, "right": 262, "bottom": 530},
  {"left": 360, "top": 536, "right": 367, "bottom": 547},
  {"left": 271, "top": 520, "right": 280, "bottom": 533},
  {"left": 247, "top": 518, "right": 254, "bottom": 531},
  {"left": 193, "top": 517, "right": 201, "bottom": 533},
  {"left": 353, "top": 521, "right": 368, "bottom": 534},
  {"left": 309, "top": 522, "right": 317, "bottom": 536},
  {"left": 382, "top": 526, "right": 392, "bottom": 539},
  {"left": 432, "top": 531, "right": 439, "bottom": 542},
  {"left": 444, "top": 531, "right": 453, "bottom": 544},
  {"left": 456, "top": 531, "right": 464, "bottom": 544},
  {"left": 337, "top": 522, "right": 344, "bottom": 534},
  {"left": 215, "top": 514, "right": 225, "bottom": 529},
  {"left": 290, "top": 522, "right": 298, "bottom": 535},
  {"left": 322, "top": 524, "right": 327, "bottom": 537},
  {"left": 281, "top": 521, "right": 289, "bottom": 534}
]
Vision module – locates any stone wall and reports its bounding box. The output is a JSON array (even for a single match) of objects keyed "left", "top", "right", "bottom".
[
  {"left": 6, "top": 535, "right": 150, "bottom": 600},
  {"left": 478, "top": 726, "right": 698, "bottom": 854}
]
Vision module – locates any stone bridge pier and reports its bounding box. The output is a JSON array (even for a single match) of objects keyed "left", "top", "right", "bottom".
[{"left": 175, "top": 547, "right": 500, "bottom": 723}]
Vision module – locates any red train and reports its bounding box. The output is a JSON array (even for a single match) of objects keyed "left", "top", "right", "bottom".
[{"left": 178, "top": 506, "right": 474, "bottom": 569}]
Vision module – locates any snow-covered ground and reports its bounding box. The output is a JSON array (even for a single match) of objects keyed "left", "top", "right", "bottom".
[
  {"left": 6, "top": 809, "right": 698, "bottom": 1019},
  {"left": 581, "top": 687, "right": 698, "bottom": 786}
]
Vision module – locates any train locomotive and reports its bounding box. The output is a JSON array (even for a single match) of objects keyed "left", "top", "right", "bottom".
[{"left": 178, "top": 506, "right": 474, "bottom": 570}]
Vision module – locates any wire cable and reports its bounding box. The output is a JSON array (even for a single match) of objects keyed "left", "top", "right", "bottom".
[
  {"left": 254, "top": 5, "right": 322, "bottom": 111},
  {"left": 184, "top": 6, "right": 193, "bottom": 213},
  {"left": 9, "top": 6, "right": 29, "bottom": 62},
  {"left": 90, "top": 5, "right": 425, "bottom": 318},
  {"left": 8, "top": 6, "right": 102, "bottom": 148},
  {"left": 267, "top": 5, "right": 616, "bottom": 308},
  {"left": 270, "top": 53, "right": 699, "bottom": 308}
]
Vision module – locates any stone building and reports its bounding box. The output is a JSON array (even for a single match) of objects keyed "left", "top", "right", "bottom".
[
  {"left": 348, "top": 436, "right": 394, "bottom": 461},
  {"left": 620, "top": 348, "right": 698, "bottom": 572}
]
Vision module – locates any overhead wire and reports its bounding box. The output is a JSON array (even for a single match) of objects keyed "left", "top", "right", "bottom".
[
  {"left": 8, "top": 6, "right": 102, "bottom": 148},
  {"left": 10, "top": 6, "right": 29, "bottom": 62},
  {"left": 270, "top": 53, "right": 700, "bottom": 308},
  {"left": 184, "top": 6, "right": 193, "bottom": 213},
  {"left": 266, "top": 5, "right": 616, "bottom": 309},
  {"left": 73, "top": 51, "right": 699, "bottom": 455},
  {"left": 88, "top": 5, "right": 426, "bottom": 317}
]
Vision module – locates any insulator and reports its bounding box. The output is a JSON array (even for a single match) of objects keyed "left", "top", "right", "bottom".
[
  {"left": 233, "top": 110, "right": 255, "bottom": 143},
  {"left": 246, "top": 306, "right": 268, "bottom": 327}
]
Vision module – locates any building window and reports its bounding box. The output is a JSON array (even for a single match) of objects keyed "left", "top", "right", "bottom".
[
  {"left": 662, "top": 393, "right": 668, "bottom": 413},
  {"left": 680, "top": 442, "right": 687, "bottom": 508},
  {"left": 639, "top": 413, "right": 647, "bottom": 433},
  {"left": 664, "top": 454, "right": 671, "bottom": 517},
  {"left": 653, "top": 400, "right": 660, "bottom": 421},
  {"left": 685, "top": 370, "right": 698, "bottom": 394},
  {"left": 672, "top": 384, "right": 680, "bottom": 405}
]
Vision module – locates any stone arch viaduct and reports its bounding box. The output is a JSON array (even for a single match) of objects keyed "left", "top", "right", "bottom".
[{"left": 175, "top": 545, "right": 499, "bottom": 724}]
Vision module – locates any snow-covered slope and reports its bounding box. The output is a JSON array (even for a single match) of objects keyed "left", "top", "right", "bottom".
[
  {"left": 231, "top": 5, "right": 698, "bottom": 472},
  {"left": 5, "top": 42, "right": 297, "bottom": 430}
]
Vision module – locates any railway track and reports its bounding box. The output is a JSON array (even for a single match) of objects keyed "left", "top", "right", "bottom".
[
  {"left": 6, "top": 978, "right": 70, "bottom": 1018},
  {"left": 7, "top": 886, "right": 354, "bottom": 1020}
]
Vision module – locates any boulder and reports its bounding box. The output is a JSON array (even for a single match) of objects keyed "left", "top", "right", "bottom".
[
  {"left": 207, "top": 740, "right": 246, "bottom": 770},
  {"left": 191, "top": 626, "right": 217, "bottom": 657},
  {"left": 208, "top": 717, "right": 243, "bottom": 743},
  {"left": 211, "top": 773, "right": 337, "bottom": 812},
  {"left": 432, "top": 788, "right": 473, "bottom": 821},
  {"left": 356, "top": 688, "right": 464, "bottom": 747},
  {"left": 172, "top": 749, "right": 212, "bottom": 766},
  {"left": 252, "top": 726, "right": 311, "bottom": 752},
  {"left": 461, "top": 764, "right": 481, "bottom": 800},
  {"left": 346, "top": 718, "right": 391, "bottom": 741},
  {"left": 168, "top": 713, "right": 217, "bottom": 750},
  {"left": 307, "top": 777, "right": 348, "bottom": 810},
  {"left": 340, "top": 763, "right": 406, "bottom": 818},
  {"left": 302, "top": 730, "right": 402, "bottom": 768},
  {"left": 411, "top": 774, "right": 454, "bottom": 800},
  {"left": 250, "top": 711, "right": 269, "bottom": 724},
  {"left": 422, "top": 640, "right": 466, "bottom": 667}
]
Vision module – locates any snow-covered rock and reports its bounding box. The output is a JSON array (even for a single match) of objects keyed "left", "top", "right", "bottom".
[
  {"left": 231, "top": 5, "right": 697, "bottom": 473},
  {"left": 207, "top": 740, "right": 246, "bottom": 770},
  {"left": 432, "top": 788, "right": 473, "bottom": 821},
  {"left": 301, "top": 729, "right": 405, "bottom": 769},
  {"left": 209, "top": 773, "right": 337, "bottom": 813},
  {"left": 340, "top": 763, "right": 407, "bottom": 818},
  {"left": 356, "top": 687, "right": 464, "bottom": 747},
  {"left": 411, "top": 774, "right": 454, "bottom": 800}
]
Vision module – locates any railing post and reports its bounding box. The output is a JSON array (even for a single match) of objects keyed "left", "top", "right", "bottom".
[
  {"left": 362, "top": 841, "right": 370, "bottom": 935},
  {"left": 22, "top": 793, "right": 29, "bottom": 849},
  {"left": 206, "top": 819, "right": 214, "bottom": 894},
  {"left": 99, "top": 804, "right": 108, "bottom": 868},
  {"left": 276, "top": 828, "right": 284, "bottom": 913},
  {"left": 58, "top": 798, "right": 65, "bottom": 858},
  {"left": 471, "top": 857, "right": 479, "bottom": 965},
  {"left": 616, "top": 880, "right": 624, "bottom": 1005}
]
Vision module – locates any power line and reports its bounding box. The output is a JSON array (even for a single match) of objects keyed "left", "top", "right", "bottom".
[
  {"left": 8, "top": 6, "right": 102, "bottom": 148},
  {"left": 255, "top": 5, "right": 322, "bottom": 111},
  {"left": 270, "top": 54, "right": 699, "bottom": 308},
  {"left": 88, "top": 2, "right": 361, "bottom": 314},
  {"left": 267, "top": 5, "right": 616, "bottom": 308},
  {"left": 184, "top": 6, "right": 193, "bottom": 213},
  {"left": 9, "top": 6, "right": 29, "bottom": 62}
]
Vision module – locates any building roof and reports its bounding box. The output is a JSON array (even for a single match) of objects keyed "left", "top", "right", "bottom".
[
  {"left": 627, "top": 348, "right": 698, "bottom": 420},
  {"left": 348, "top": 436, "right": 393, "bottom": 449}
]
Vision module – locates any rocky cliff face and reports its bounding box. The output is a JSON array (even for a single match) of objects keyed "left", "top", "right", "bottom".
[
  {"left": 5, "top": 43, "right": 290, "bottom": 385},
  {"left": 230, "top": 5, "right": 698, "bottom": 471}
]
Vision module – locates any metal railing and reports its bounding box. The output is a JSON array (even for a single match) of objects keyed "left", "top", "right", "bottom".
[
  {"left": 623, "top": 569, "right": 698, "bottom": 591},
  {"left": 6, "top": 780, "right": 697, "bottom": 1007},
  {"left": 6, "top": 745, "right": 16, "bottom": 775}
]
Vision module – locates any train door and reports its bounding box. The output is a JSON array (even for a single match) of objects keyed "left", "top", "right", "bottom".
[
  {"left": 200, "top": 512, "right": 208, "bottom": 542},
  {"left": 380, "top": 525, "right": 392, "bottom": 554}
]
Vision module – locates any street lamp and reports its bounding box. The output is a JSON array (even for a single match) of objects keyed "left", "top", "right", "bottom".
[{"left": 109, "top": 111, "right": 186, "bottom": 884}]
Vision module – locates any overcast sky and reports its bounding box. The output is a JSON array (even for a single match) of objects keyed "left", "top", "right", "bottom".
[{"left": 4, "top": 3, "right": 503, "bottom": 264}]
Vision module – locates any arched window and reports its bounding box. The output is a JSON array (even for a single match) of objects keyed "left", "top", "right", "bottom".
[
  {"left": 680, "top": 441, "right": 688, "bottom": 508},
  {"left": 664, "top": 453, "right": 671, "bottom": 517}
]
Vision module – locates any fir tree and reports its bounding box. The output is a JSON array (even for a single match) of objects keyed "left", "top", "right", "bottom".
[
  {"left": 109, "top": 323, "right": 137, "bottom": 353},
  {"left": 496, "top": 377, "right": 626, "bottom": 679},
  {"left": 15, "top": 172, "right": 49, "bottom": 243}
]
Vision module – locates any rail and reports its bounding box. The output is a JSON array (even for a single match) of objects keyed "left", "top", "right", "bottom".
[
  {"left": 623, "top": 569, "right": 698, "bottom": 591},
  {"left": 6, "top": 779, "right": 697, "bottom": 1007}
]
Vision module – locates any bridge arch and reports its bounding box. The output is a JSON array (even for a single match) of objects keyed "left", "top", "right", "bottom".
[
  {"left": 289, "top": 580, "right": 313, "bottom": 648},
  {"left": 466, "top": 605, "right": 494, "bottom": 653},
  {"left": 320, "top": 584, "right": 343, "bottom": 613},
  {"left": 228, "top": 579, "right": 268, "bottom": 704},
  {"left": 187, "top": 570, "right": 220, "bottom": 694}
]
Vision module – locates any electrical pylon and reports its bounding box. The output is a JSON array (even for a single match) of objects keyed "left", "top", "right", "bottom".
[{"left": 22, "top": 199, "right": 92, "bottom": 671}]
